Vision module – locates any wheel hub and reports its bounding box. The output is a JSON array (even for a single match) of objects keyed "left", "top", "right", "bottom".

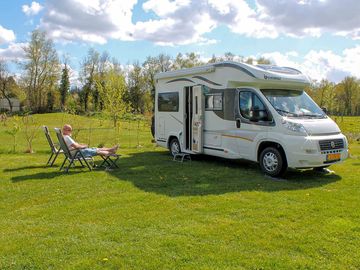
[{"left": 263, "top": 152, "right": 278, "bottom": 172}]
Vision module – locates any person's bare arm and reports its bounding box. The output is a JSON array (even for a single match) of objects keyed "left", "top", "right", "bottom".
[{"left": 70, "top": 142, "right": 88, "bottom": 149}]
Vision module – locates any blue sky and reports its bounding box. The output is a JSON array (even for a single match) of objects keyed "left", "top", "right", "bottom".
[{"left": 0, "top": 0, "right": 359, "bottom": 83}]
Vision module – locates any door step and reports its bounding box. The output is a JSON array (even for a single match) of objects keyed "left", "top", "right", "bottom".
[{"left": 173, "top": 153, "right": 192, "bottom": 163}]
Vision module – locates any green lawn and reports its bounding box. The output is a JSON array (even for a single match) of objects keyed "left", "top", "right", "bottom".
[{"left": 0, "top": 114, "right": 359, "bottom": 269}]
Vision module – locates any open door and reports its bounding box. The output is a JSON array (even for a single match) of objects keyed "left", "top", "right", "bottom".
[{"left": 192, "top": 85, "right": 205, "bottom": 153}]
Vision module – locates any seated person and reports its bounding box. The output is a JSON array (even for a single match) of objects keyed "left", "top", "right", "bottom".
[{"left": 62, "top": 124, "right": 118, "bottom": 157}]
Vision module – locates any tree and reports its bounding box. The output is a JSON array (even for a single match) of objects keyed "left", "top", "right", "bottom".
[
  {"left": 337, "top": 76, "right": 359, "bottom": 116},
  {"left": 0, "top": 60, "right": 18, "bottom": 112},
  {"left": 22, "top": 30, "right": 60, "bottom": 112},
  {"left": 96, "top": 68, "right": 130, "bottom": 127},
  {"left": 59, "top": 63, "right": 70, "bottom": 110},
  {"left": 80, "top": 48, "right": 100, "bottom": 112},
  {"left": 172, "top": 52, "right": 203, "bottom": 70},
  {"left": 142, "top": 54, "right": 172, "bottom": 107},
  {"left": 127, "top": 62, "right": 147, "bottom": 113}
]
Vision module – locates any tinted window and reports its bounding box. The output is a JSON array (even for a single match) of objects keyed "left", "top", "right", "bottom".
[{"left": 158, "top": 92, "right": 179, "bottom": 112}]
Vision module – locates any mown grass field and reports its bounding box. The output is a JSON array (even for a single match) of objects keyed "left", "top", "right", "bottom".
[{"left": 0, "top": 113, "right": 359, "bottom": 269}]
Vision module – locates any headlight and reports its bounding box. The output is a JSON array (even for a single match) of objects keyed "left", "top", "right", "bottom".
[{"left": 282, "top": 119, "right": 308, "bottom": 135}]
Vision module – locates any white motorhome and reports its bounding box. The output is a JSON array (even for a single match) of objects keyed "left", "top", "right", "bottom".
[{"left": 154, "top": 61, "right": 348, "bottom": 176}]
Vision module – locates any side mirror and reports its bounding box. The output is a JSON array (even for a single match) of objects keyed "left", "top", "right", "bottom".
[
  {"left": 236, "top": 118, "right": 241, "bottom": 128},
  {"left": 321, "top": 107, "right": 328, "bottom": 114}
]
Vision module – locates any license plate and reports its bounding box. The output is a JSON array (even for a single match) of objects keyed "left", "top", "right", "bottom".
[{"left": 326, "top": 153, "right": 341, "bottom": 161}]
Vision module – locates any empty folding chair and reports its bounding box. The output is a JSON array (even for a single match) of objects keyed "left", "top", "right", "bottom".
[{"left": 42, "top": 125, "right": 63, "bottom": 167}]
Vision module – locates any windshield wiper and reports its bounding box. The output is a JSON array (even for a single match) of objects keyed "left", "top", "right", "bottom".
[
  {"left": 301, "top": 114, "right": 325, "bottom": 118},
  {"left": 274, "top": 108, "right": 299, "bottom": 117}
]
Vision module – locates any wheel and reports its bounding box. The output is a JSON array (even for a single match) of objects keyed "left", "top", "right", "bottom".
[
  {"left": 169, "top": 138, "right": 181, "bottom": 156},
  {"left": 259, "top": 147, "right": 287, "bottom": 177}
]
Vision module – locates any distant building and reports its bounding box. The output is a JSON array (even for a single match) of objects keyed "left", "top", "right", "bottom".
[{"left": 0, "top": 98, "right": 20, "bottom": 112}]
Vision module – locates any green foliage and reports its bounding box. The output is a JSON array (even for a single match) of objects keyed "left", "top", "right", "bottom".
[
  {"left": 22, "top": 114, "right": 39, "bottom": 153},
  {"left": 307, "top": 77, "right": 360, "bottom": 116},
  {"left": 4, "top": 115, "right": 21, "bottom": 152},
  {"left": 59, "top": 64, "right": 70, "bottom": 109},
  {"left": 96, "top": 69, "right": 130, "bottom": 127}
]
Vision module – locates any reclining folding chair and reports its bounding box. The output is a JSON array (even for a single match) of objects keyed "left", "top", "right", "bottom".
[
  {"left": 42, "top": 125, "right": 63, "bottom": 167},
  {"left": 54, "top": 128, "right": 93, "bottom": 173}
]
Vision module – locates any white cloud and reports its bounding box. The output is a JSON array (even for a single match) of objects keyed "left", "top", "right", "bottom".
[
  {"left": 0, "top": 25, "right": 16, "bottom": 44},
  {"left": 40, "top": 0, "right": 136, "bottom": 44},
  {"left": 38, "top": 0, "right": 360, "bottom": 45},
  {"left": 261, "top": 46, "right": 360, "bottom": 82},
  {"left": 0, "top": 43, "right": 27, "bottom": 61},
  {"left": 256, "top": 0, "right": 360, "bottom": 39},
  {"left": 22, "top": 1, "right": 44, "bottom": 16}
]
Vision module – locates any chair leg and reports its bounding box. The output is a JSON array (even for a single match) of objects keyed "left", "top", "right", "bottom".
[
  {"left": 79, "top": 152, "right": 92, "bottom": 171},
  {"left": 78, "top": 158, "right": 84, "bottom": 167},
  {"left": 46, "top": 152, "right": 54, "bottom": 166},
  {"left": 65, "top": 158, "right": 75, "bottom": 173},
  {"left": 50, "top": 150, "right": 60, "bottom": 167},
  {"left": 59, "top": 157, "right": 67, "bottom": 171}
]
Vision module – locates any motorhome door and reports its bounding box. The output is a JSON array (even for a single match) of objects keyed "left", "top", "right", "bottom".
[{"left": 192, "top": 86, "right": 204, "bottom": 153}]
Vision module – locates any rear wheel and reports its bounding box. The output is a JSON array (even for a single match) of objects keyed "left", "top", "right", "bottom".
[
  {"left": 260, "top": 147, "right": 287, "bottom": 177},
  {"left": 169, "top": 138, "right": 181, "bottom": 156}
]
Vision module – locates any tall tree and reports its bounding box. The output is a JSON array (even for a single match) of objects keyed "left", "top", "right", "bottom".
[
  {"left": 80, "top": 48, "right": 100, "bottom": 112},
  {"left": 96, "top": 68, "right": 130, "bottom": 127},
  {"left": 127, "top": 62, "right": 147, "bottom": 113},
  {"left": 337, "top": 76, "right": 359, "bottom": 116},
  {"left": 59, "top": 63, "right": 70, "bottom": 110},
  {"left": 22, "top": 30, "right": 60, "bottom": 112},
  {"left": 142, "top": 54, "right": 171, "bottom": 106}
]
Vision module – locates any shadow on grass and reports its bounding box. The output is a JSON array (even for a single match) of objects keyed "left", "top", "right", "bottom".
[
  {"left": 106, "top": 150, "right": 342, "bottom": 197},
  {"left": 10, "top": 171, "right": 84, "bottom": 183},
  {"left": 7, "top": 163, "right": 91, "bottom": 183},
  {"left": 3, "top": 165, "right": 56, "bottom": 172}
]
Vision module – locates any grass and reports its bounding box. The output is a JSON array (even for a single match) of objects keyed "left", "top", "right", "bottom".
[{"left": 0, "top": 114, "right": 360, "bottom": 269}]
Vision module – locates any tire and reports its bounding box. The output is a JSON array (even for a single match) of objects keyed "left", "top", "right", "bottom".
[
  {"left": 169, "top": 138, "right": 181, "bottom": 156},
  {"left": 259, "top": 147, "right": 287, "bottom": 177}
]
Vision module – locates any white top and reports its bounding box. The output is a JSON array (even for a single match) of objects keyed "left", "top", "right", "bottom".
[{"left": 63, "top": 135, "right": 76, "bottom": 150}]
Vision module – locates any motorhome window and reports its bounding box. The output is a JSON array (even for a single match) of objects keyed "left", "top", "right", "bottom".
[
  {"left": 240, "top": 92, "right": 269, "bottom": 121},
  {"left": 205, "top": 94, "right": 223, "bottom": 111},
  {"left": 261, "top": 89, "right": 325, "bottom": 118},
  {"left": 158, "top": 92, "right": 179, "bottom": 112}
]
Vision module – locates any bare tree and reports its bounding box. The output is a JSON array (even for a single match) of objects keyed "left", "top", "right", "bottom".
[
  {"left": 0, "top": 60, "right": 16, "bottom": 112},
  {"left": 22, "top": 30, "right": 60, "bottom": 112}
]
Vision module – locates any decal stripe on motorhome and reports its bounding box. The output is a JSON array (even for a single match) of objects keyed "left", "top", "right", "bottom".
[
  {"left": 214, "top": 63, "right": 256, "bottom": 78},
  {"left": 222, "top": 134, "right": 254, "bottom": 142},
  {"left": 170, "top": 114, "right": 183, "bottom": 124},
  {"left": 192, "top": 76, "right": 222, "bottom": 86},
  {"left": 166, "top": 78, "right": 195, "bottom": 84},
  {"left": 157, "top": 139, "right": 167, "bottom": 142},
  {"left": 203, "top": 146, "right": 224, "bottom": 152}
]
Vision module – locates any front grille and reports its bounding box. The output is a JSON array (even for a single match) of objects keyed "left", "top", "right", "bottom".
[{"left": 319, "top": 139, "right": 344, "bottom": 151}]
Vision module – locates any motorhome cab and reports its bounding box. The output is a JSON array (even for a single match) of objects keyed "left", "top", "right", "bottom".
[{"left": 154, "top": 61, "right": 348, "bottom": 176}]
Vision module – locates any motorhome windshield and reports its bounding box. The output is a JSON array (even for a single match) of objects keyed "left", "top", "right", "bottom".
[{"left": 261, "top": 89, "right": 326, "bottom": 118}]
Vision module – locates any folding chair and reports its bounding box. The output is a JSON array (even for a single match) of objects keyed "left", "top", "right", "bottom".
[
  {"left": 54, "top": 128, "right": 93, "bottom": 173},
  {"left": 42, "top": 125, "right": 63, "bottom": 167}
]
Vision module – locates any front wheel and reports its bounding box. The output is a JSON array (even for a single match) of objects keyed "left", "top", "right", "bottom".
[
  {"left": 259, "top": 147, "right": 287, "bottom": 177},
  {"left": 169, "top": 138, "right": 181, "bottom": 156}
]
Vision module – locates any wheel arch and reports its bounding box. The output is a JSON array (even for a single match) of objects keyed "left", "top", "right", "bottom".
[{"left": 257, "top": 141, "right": 288, "bottom": 166}]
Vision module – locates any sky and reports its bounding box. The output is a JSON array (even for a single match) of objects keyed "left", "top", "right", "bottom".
[{"left": 0, "top": 0, "right": 359, "bottom": 84}]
